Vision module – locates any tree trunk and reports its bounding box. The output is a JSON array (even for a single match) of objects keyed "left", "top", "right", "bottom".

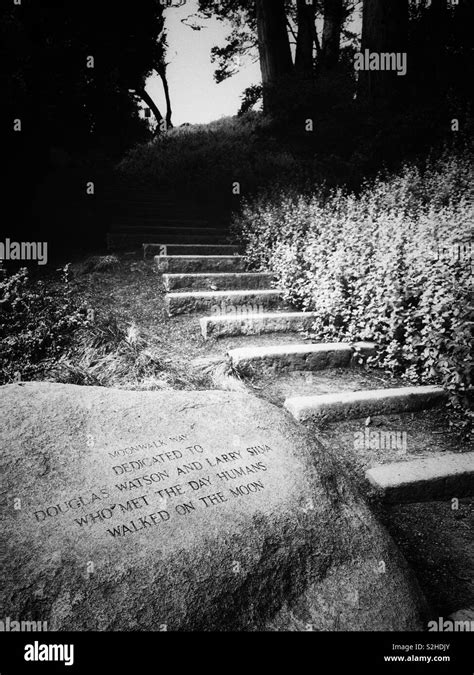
[
  {"left": 158, "top": 64, "right": 173, "bottom": 129},
  {"left": 255, "top": 0, "right": 294, "bottom": 113},
  {"left": 136, "top": 88, "right": 164, "bottom": 132},
  {"left": 321, "top": 0, "right": 344, "bottom": 70},
  {"left": 295, "top": 0, "right": 315, "bottom": 78},
  {"left": 359, "top": 0, "right": 409, "bottom": 104}
]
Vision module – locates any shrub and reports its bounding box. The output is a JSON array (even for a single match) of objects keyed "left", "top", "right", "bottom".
[
  {"left": 0, "top": 265, "right": 89, "bottom": 383},
  {"left": 234, "top": 151, "right": 473, "bottom": 429},
  {"left": 118, "top": 114, "right": 303, "bottom": 205}
]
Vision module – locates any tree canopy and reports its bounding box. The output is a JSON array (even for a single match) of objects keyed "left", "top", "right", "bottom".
[
  {"left": 3, "top": 0, "right": 169, "bottom": 160},
  {"left": 194, "top": 0, "right": 473, "bottom": 117}
]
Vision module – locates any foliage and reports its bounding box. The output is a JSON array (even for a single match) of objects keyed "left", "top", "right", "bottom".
[
  {"left": 2, "top": 0, "right": 166, "bottom": 158},
  {"left": 198, "top": 0, "right": 257, "bottom": 84},
  {"left": 234, "top": 151, "right": 474, "bottom": 428},
  {"left": 0, "top": 262, "right": 211, "bottom": 392},
  {"left": 0, "top": 266, "right": 89, "bottom": 384},
  {"left": 119, "top": 114, "right": 304, "bottom": 204},
  {"left": 238, "top": 85, "right": 264, "bottom": 116}
]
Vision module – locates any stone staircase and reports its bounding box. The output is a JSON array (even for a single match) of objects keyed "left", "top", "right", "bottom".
[
  {"left": 144, "top": 244, "right": 239, "bottom": 259},
  {"left": 103, "top": 190, "right": 473, "bottom": 623},
  {"left": 102, "top": 176, "right": 473, "bottom": 512},
  {"left": 154, "top": 246, "right": 473, "bottom": 506},
  {"left": 158, "top": 251, "right": 314, "bottom": 334},
  {"left": 104, "top": 185, "right": 230, "bottom": 251}
]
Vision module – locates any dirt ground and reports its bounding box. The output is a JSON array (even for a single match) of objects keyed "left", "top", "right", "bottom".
[{"left": 381, "top": 499, "right": 473, "bottom": 618}]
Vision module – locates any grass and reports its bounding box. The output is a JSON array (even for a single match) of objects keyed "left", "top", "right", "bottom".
[
  {"left": 48, "top": 257, "right": 212, "bottom": 391},
  {"left": 16, "top": 254, "right": 251, "bottom": 392}
]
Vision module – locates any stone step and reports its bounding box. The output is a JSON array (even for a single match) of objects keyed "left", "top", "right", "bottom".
[
  {"left": 112, "top": 215, "right": 210, "bottom": 223},
  {"left": 228, "top": 342, "right": 376, "bottom": 374},
  {"left": 106, "top": 203, "right": 202, "bottom": 211},
  {"left": 165, "top": 289, "right": 284, "bottom": 317},
  {"left": 200, "top": 311, "right": 318, "bottom": 340},
  {"left": 156, "top": 255, "right": 247, "bottom": 274},
  {"left": 144, "top": 244, "right": 239, "bottom": 259},
  {"left": 109, "top": 223, "right": 213, "bottom": 232},
  {"left": 102, "top": 197, "right": 179, "bottom": 204},
  {"left": 163, "top": 272, "right": 273, "bottom": 292},
  {"left": 105, "top": 196, "right": 192, "bottom": 201},
  {"left": 101, "top": 191, "right": 176, "bottom": 199},
  {"left": 366, "top": 453, "right": 474, "bottom": 503},
  {"left": 109, "top": 222, "right": 210, "bottom": 230},
  {"left": 105, "top": 202, "right": 197, "bottom": 210},
  {"left": 108, "top": 207, "right": 199, "bottom": 216},
  {"left": 103, "top": 199, "right": 181, "bottom": 205},
  {"left": 284, "top": 385, "right": 447, "bottom": 422},
  {"left": 108, "top": 232, "right": 227, "bottom": 249}
]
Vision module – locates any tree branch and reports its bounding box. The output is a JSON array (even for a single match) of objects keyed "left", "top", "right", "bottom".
[
  {"left": 158, "top": 65, "right": 173, "bottom": 128},
  {"left": 135, "top": 88, "right": 164, "bottom": 132},
  {"left": 286, "top": 18, "right": 297, "bottom": 43},
  {"left": 312, "top": 17, "right": 322, "bottom": 57}
]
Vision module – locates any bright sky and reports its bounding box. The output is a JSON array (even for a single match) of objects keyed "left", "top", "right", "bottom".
[{"left": 145, "top": 0, "right": 261, "bottom": 126}]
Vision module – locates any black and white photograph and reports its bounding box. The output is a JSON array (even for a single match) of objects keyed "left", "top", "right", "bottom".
[{"left": 1, "top": 0, "right": 473, "bottom": 670}]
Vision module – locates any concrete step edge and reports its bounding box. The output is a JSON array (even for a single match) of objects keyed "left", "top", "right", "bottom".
[
  {"left": 163, "top": 272, "right": 270, "bottom": 279},
  {"left": 156, "top": 255, "right": 246, "bottom": 261},
  {"left": 228, "top": 342, "right": 376, "bottom": 373},
  {"left": 200, "top": 311, "right": 318, "bottom": 339},
  {"left": 365, "top": 452, "right": 474, "bottom": 503},
  {"left": 284, "top": 386, "right": 447, "bottom": 422},
  {"left": 166, "top": 289, "right": 283, "bottom": 300},
  {"left": 165, "top": 289, "right": 285, "bottom": 316}
]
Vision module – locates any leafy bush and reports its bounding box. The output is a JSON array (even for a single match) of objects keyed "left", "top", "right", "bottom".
[
  {"left": 118, "top": 113, "right": 303, "bottom": 204},
  {"left": 0, "top": 265, "right": 89, "bottom": 383},
  {"left": 234, "top": 151, "right": 473, "bottom": 428}
]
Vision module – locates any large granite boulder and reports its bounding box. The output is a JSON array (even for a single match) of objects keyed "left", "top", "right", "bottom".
[{"left": 1, "top": 383, "right": 427, "bottom": 631}]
